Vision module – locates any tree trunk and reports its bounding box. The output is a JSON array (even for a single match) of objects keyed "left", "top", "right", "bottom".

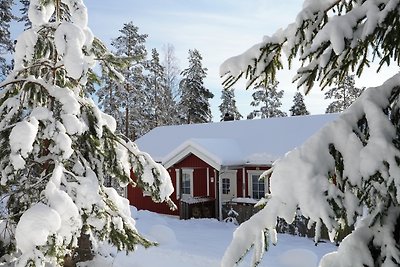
[{"left": 64, "top": 233, "right": 94, "bottom": 267}]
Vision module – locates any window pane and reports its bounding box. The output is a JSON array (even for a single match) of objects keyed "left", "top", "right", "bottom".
[
  {"left": 182, "top": 173, "right": 191, "bottom": 195},
  {"left": 222, "top": 178, "right": 230, "bottom": 194},
  {"left": 252, "top": 174, "right": 265, "bottom": 199}
]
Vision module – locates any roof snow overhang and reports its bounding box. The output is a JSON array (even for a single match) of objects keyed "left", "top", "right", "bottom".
[{"left": 162, "top": 138, "right": 244, "bottom": 171}]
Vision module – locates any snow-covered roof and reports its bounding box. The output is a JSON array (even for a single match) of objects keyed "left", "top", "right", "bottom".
[{"left": 135, "top": 114, "right": 338, "bottom": 170}]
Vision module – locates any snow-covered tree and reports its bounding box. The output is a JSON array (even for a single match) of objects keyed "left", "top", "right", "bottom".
[
  {"left": 110, "top": 21, "right": 148, "bottom": 140},
  {"left": 247, "top": 81, "right": 287, "bottom": 119},
  {"left": 145, "top": 48, "right": 178, "bottom": 130},
  {"left": 0, "top": 0, "right": 14, "bottom": 80},
  {"left": 219, "top": 88, "right": 242, "bottom": 121},
  {"left": 220, "top": 0, "right": 400, "bottom": 266},
  {"left": 325, "top": 74, "right": 364, "bottom": 113},
  {"left": 289, "top": 92, "right": 310, "bottom": 116},
  {"left": 0, "top": 1, "right": 174, "bottom": 266},
  {"left": 179, "top": 49, "right": 214, "bottom": 124},
  {"left": 17, "top": 0, "right": 31, "bottom": 29}
]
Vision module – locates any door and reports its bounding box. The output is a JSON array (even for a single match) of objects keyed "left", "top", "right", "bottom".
[{"left": 220, "top": 170, "right": 237, "bottom": 203}]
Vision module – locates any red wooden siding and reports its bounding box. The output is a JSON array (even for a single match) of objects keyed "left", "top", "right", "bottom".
[
  {"left": 172, "top": 154, "right": 217, "bottom": 199},
  {"left": 127, "top": 152, "right": 271, "bottom": 218},
  {"left": 127, "top": 153, "right": 217, "bottom": 216}
]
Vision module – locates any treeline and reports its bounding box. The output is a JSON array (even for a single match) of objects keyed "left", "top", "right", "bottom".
[
  {"left": 0, "top": 1, "right": 365, "bottom": 137},
  {"left": 0, "top": 2, "right": 214, "bottom": 139}
]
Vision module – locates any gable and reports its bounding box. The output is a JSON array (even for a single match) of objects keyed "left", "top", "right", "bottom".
[{"left": 164, "top": 143, "right": 222, "bottom": 170}]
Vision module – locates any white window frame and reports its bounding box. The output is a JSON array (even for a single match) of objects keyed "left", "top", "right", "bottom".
[
  {"left": 181, "top": 168, "right": 194, "bottom": 197},
  {"left": 222, "top": 177, "right": 231, "bottom": 195},
  {"left": 247, "top": 170, "right": 268, "bottom": 199}
]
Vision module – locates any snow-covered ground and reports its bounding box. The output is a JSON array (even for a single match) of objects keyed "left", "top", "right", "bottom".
[{"left": 90, "top": 207, "right": 337, "bottom": 267}]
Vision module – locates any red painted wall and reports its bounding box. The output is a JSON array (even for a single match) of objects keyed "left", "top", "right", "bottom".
[
  {"left": 127, "top": 153, "right": 217, "bottom": 216},
  {"left": 127, "top": 153, "right": 271, "bottom": 217}
]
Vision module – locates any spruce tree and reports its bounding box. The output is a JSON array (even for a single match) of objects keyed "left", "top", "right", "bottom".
[
  {"left": 0, "top": 1, "right": 174, "bottom": 266},
  {"left": 110, "top": 21, "right": 148, "bottom": 140},
  {"left": 0, "top": 0, "right": 14, "bottom": 80},
  {"left": 324, "top": 74, "right": 364, "bottom": 113},
  {"left": 219, "top": 88, "right": 242, "bottom": 120},
  {"left": 220, "top": 0, "right": 400, "bottom": 266},
  {"left": 289, "top": 92, "right": 310, "bottom": 116},
  {"left": 247, "top": 81, "right": 287, "bottom": 119},
  {"left": 145, "top": 48, "right": 178, "bottom": 130},
  {"left": 179, "top": 49, "right": 214, "bottom": 124}
]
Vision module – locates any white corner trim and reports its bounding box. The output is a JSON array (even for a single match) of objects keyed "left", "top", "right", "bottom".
[
  {"left": 175, "top": 169, "right": 180, "bottom": 199},
  {"left": 206, "top": 168, "right": 210, "bottom": 196}
]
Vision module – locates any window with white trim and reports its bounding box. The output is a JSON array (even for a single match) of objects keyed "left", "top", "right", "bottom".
[
  {"left": 247, "top": 170, "right": 267, "bottom": 199},
  {"left": 251, "top": 174, "right": 265, "bottom": 199},
  {"left": 222, "top": 178, "right": 230, "bottom": 194},
  {"left": 181, "top": 169, "right": 194, "bottom": 196}
]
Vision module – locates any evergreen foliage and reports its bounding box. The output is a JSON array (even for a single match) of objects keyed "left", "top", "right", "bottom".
[
  {"left": 18, "top": 0, "right": 31, "bottom": 29},
  {"left": 0, "top": 1, "right": 174, "bottom": 266},
  {"left": 289, "top": 92, "right": 310, "bottom": 116},
  {"left": 220, "top": 0, "right": 400, "bottom": 267},
  {"left": 324, "top": 75, "right": 364, "bottom": 113},
  {"left": 179, "top": 49, "right": 214, "bottom": 124},
  {"left": 110, "top": 21, "right": 148, "bottom": 140},
  {"left": 145, "top": 48, "right": 179, "bottom": 129},
  {"left": 219, "top": 88, "right": 242, "bottom": 121},
  {"left": 0, "top": 0, "right": 14, "bottom": 80},
  {"left": 247, "top": 81, "right": 287, "bottom": 119}
]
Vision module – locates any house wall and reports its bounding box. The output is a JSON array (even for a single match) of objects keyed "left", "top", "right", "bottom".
[
  {"left": 171, "top": 154, "right": 217, "bottom": 198},
  {"left": 127, "top": 154, "right": 271, "bottom": 219},
  {"left": 127, "top": 153, "right": 217, "bottom": 217}
]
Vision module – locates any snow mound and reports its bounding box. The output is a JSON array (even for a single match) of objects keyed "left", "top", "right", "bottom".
[
  {"left": 148, "top": 224, "right": 177, "bottom": 245},
  {"left": 278, "top": 248, "right": 318, "bottom": 267}
]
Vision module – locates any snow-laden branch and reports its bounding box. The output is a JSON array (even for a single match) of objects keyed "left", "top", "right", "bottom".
[
  {"left": 220, "top": 0, "right": 400, "bottom": 92},
  {"left": 222, "top": 73, "right": 400, "bottom": 266}
]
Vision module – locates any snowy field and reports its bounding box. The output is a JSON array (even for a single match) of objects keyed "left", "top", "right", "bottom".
[{"left": 91, "top": 208, "right": 337, "bottom": 267}]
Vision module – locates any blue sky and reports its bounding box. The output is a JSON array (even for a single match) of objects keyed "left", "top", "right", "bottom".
[
  {"left": 84, "top": 0, "right": 329, "bottom": 120},
  {"left": 11, "top": 0, "right": 399, "bottom": 120}
]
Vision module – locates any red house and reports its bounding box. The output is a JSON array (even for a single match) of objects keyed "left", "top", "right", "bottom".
[{"left": 128, "top": 114, "right": 337, "bottom": 220}]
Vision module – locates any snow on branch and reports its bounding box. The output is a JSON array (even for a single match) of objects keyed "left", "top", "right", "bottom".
[
  {"left": 220, "top": 0, "right": 400, "bottom": 93},
  {"left": 221, "top": 73, "right": 400, "bottom": 266}
]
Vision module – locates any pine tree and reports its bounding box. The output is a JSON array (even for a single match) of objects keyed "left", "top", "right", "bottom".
[
  {"left": 324, "top": 74, "right": 364, "bottom": 113},
  {"left": 220, "top": 0, "right": 400, "bottom": 266},
  {"left": 0, "top": 1, "right": 174, "bottom": 266},
  {"left": 110, "top": 21, "right": 148, "bottom": 140},
  {"left": 0, "top": 0, "right": 14, "bottom": 80},
  {"left": 179, "top": 49, "right": 214, "bottom": 124},
  {"left": 247, "top": 81, "right": 287, "bottom": 119},
  {"left": 289, "top": 92, "right": 310, "bottom": 116},
  {"left": 219, "top": 88, "right": 242, "bottom": 120}
]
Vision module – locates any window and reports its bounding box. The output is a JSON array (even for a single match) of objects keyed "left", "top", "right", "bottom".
[
  {"left": 251, "top": 174, "right": 265, "bottom": 199},
  {"left": 247, "top": 170, "right": 267, "bottom": 199},
  {"left": 181, "top": 169, "right": 194, "bottom": 196},
  {"left": 222, "top": 178, "right": 230, "bottom": 194},
  {"left": 182, "top": 172, "right": 191, "bottom": 195}
]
